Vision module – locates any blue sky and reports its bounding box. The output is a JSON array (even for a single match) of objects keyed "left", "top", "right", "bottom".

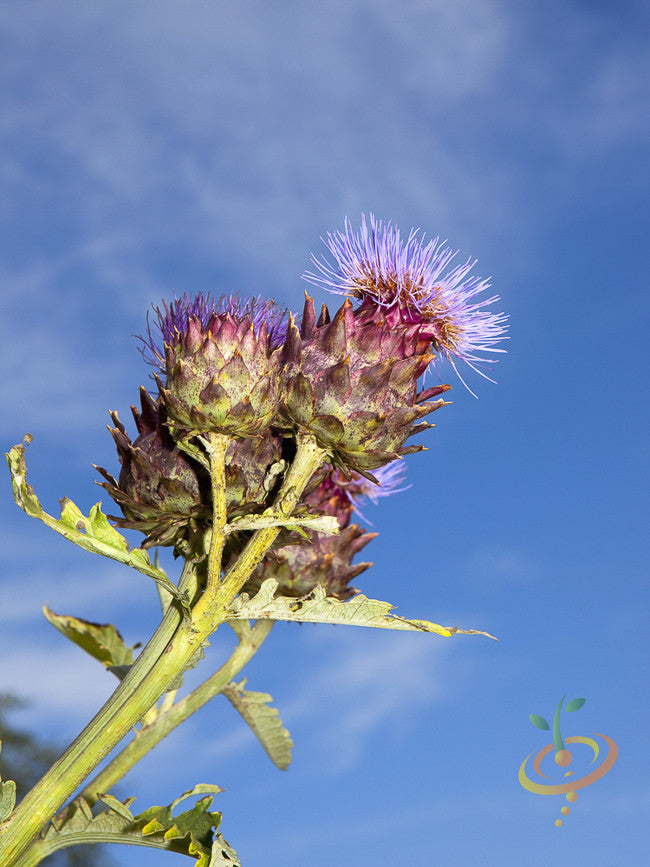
[{"left": 1, "top": 1, "right": 648, "bottom": 865}]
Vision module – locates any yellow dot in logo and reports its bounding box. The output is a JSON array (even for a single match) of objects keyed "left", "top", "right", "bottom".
[
  {"left": 561, "top": 806, "right": 570, "bottom": 815},
  {"left": 555, "top": 749, "right": 572, "bottom": 767},
  {"left": 566, "top": 791, "right": 577, "bottom": 803},
  {"left": 555, "top": 819, "right": 563, "bottom": 827}
]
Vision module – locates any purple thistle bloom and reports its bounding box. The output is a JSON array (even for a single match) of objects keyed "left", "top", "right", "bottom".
[
  {"left": 345, "top": 460, "right": 410, "bottom": 523},
  {"left": 316, "top": 460, "right": 410, "bottom": 524},
  {"left": 303, "top": 213, "right": 508, "bottom": 389},
  {"left": 140, "top": 292, "right": 288, "bottom": 368}
]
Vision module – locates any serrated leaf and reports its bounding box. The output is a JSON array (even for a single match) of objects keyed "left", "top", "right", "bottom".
[
  {"left": 35, "top": 788, "right": 239, "bottom": 866},
  {"left": 0, "top": 779, "right": 16, "bottom": 821},
  {"left": 227, "top": 579, "right": 495, "bottom": 639},
  {"left": 43, "top": 607, "right": 136, "bottom": 671},
  {"left": 223, "top": 679, "right": 293, "bottom": 770},
  {"left": 566, "top": 697, "right": 586, "bottom": 712},
  {"left": 5, "top": 438, "right": 186, "bottom": 606},
  {"left": 529, "top": 713, "right": 550, "bottom": 730}
]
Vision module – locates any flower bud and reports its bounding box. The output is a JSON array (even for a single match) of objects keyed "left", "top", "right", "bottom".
[
  {"left": 144, "top": 294, "right": 287, "bottom": 437},
  {"left": 97, "top": 389, "right": 284, "bottom": 549},
  {"left": 282, "top": 294, "right": 450, "bottom": 477},
  {"left": 96, "top": 388, "right": 211, "bottom": 549}
]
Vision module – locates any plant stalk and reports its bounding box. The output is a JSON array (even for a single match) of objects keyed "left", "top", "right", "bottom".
[
  {"left": 0, "top": 432, "right": 326, "bottom": 866},
  {"left": 79, "top": 621, "right": 273, "bottom": 806}
]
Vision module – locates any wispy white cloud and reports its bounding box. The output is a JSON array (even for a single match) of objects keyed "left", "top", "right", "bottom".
[
  {"left": 462, "top": 545, "right": 538, "bottom": 588},
  {"left": 202, "top": 628, "right": 458, "bottom": 774}
]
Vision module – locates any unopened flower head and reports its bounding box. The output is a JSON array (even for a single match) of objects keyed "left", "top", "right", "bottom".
[
  {"left": 141, "top": 292, "right": 288, "bottom": 368},
  {"left": 143, "top": 292, "right": 287, "bottom": 436},
  {"left": 304, "top": 213, "right": 508, "bottom": 385}
]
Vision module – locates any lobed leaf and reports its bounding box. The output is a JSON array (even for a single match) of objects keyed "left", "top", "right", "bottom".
[
  {"left": 565, "top": 697, "right": 586, "bottom": 713},
  {"left": 223, "top": 679, "right": 293, "bottom": 770},
  {"left": 5, "top": 437, "right": 187, "bottom": 606},
  {"left": 226, "top": 579, "right": 495, "bottom": 639},
  {"left": 43, "top": 607, "right": 136, "bottom": 671},
  {"left": 35, "top": 787, "right": 239, "bottom": 866}
]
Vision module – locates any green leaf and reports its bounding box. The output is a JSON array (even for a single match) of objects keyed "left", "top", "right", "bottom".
[
  {"left": 43, "top": 607, "right": 136, "bottom": 671},
  {"left": 227, "top": 579, "right": 495, "bottom": 639},
  {"left": 5, "top": 437, "right": 187, "bottom": 607},
  {"left": 529, "top": 713, "right": 550, "bottom": 730},
  {"left": 34, "top": 788, "right": 239, "bottom": 866},
  {"left": 223, "top": 679, "right": 293, "bottom": 770},
  {"left": 566, "top": 697, "right": 586, "bottom": 713}
]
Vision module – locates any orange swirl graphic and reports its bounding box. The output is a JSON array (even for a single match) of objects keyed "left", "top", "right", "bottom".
[{"left": 519, "top": 733, "right": 617, "bottom": 794}]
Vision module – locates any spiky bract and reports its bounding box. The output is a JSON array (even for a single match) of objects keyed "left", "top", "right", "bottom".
[
  {"left": 142, "top": 293, "right": 288, "bottom": 366},
  {"left": 245, "top": 463, "right": 379, "bottom": 599},
  {"left": 250, "top": 525, "right": 376, "bottom": 599},
  {"left": 97, "top": 390, "right": 283, "bottom": 549},
  {"left": 282, "top": 295, "right": 450, "bottom": 476},
  {"left": 304, "top": 213, "right": 507, "bottom": 381},
  {"left": 158, "top": 308, "right": 282, "bottom": 436},
  {"left": 96, "top": 388, "right": 211, "bottom": 549}
]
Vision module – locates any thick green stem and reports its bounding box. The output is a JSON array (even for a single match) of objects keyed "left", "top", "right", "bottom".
[
  {"left": 0, "top": 557, "right": 199, "bottom": 865},
  {"left": 79, "top": 621, "right": 273, "bottom": 806},
  {"left": 0, "top": 431, "right": 326, "bottom": 867},
  {"left": 193, "top": 432, "right": 326, "bottom": 628}
]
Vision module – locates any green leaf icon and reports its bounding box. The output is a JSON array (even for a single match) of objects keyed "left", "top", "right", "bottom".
[
  {"left": 565, "top": 697, "right": 586, "bottom": 712},
  {"left": 529, "top": 714, "right": 550, "bottom": 730}
]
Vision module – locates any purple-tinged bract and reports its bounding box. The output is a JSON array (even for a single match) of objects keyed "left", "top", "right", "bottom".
[
  {"left": 149, "top": 294, "right": 285, "bottom": 436},
  {"left": 244, "top": 462, "right": 379, "bottom": 599},
  {"left": 304, "top": 214, "right": 508, "bottom": 385},
  {"left": 141, "top": 293, "right": 288, "bottom": 367},
  {"left": 97, "top": 389, "right": 283, "bottom": 550},
  {"left": 282, "top": 294, "right": 450, "bottom": 477},
  {"left": 96, "top": 388, "right": 212, "bottom": 549}
]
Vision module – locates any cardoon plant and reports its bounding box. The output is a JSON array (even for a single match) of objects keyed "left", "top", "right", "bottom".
[{"left": 0, "top": 215, "right": 507, "bottom": 866}]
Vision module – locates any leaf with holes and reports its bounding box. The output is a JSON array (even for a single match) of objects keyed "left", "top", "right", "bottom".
[
  {"left": 5, "top": 437, "right": 186, "bottom": 606},
  {"left": 43, "top": 608, "right": 137, "bottom": 673},
  {"left": 32, "top": 787, "right": 239, "bottom": 866},
  {"left": 223, "top": 679, "right": 293, "bottom": 770},
  {"left": 227, "top": 579, "right": 495, "bottom": 639}
]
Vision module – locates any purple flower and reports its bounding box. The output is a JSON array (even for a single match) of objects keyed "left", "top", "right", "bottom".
[
  {"left": 304, "top": 214, "right": 508, "bottom": 389},
  {"left": 140, "top": 292, "right": 288, "bottom": 368},
  {"left": 308, "top": 460, "right": 410, "bottom": 527}
]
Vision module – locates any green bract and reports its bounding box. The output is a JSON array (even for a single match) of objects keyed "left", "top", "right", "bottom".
[{"left": 158, "top": 313, "right": 281, "bottom": 436}]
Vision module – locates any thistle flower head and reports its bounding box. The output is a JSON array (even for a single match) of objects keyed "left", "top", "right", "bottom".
[
  {"left": 143, "top": 293, "right": 286, "bottom": 436},
  {"left": 282, "top": 294, "right": 450, "bottom": 476},
  {"left": 95, "top": 388, "right": 212, "bottom": 549},
  {"left": 141, "top": 292, "right": 288, "bottom": 368},
  {"left": 304, "top": 213, "right": 508, "bottom": 387}
]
